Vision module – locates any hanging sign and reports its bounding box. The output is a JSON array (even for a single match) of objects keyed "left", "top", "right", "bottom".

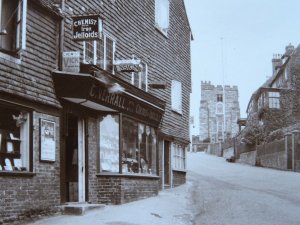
[
  {"left": 72, "top": 15, "right": 102, "bottom": 41},
  {"left": 114, "top": 59, "right": 141, "bottom": 72}
]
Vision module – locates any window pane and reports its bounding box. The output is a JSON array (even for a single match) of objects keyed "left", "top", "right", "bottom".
[
  {"left": 97, "top": 38, "right": 104, "bottom": 68},
  {"left": 122, "top": 117, "right": 156, "bottom": 175},
  {"left": 0, "top": 0, "right": 18, "bottom": 53},
  {"left": 99, "top": 114, "right": 119, "bottom": 172},
  {"left": 85, "top": 40, "right": 94, "bottom": 64},
  {"left": 0, "top": 106, "right": 29, "bottom": 172},
  {"left": 171, "top": 80, "right": 182, "bottom": 113}
]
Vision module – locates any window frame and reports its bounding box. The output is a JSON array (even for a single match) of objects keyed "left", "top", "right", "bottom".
[
  {"left": 0, "top": 100, "right": 33, "bottom": 175},
  {"left": 0, "top": 0, "right": 27, "bottom": 58},
  {"left": 172, "top": 143, "right": 186, "bottom": 171},
  {"left": 268, "top": 91, "right": 280, "bottom": 109},
  {"left": 155, "top": 0, "right": 170, "bottom": 36}
]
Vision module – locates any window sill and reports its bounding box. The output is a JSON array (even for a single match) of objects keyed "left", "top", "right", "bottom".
[
  {"left": 0, "top": 51, "right": 21, "bottom": 64},
  {"left": 0, "top": 171, "right": 36, "bottom": 177},
  {"left": 171, "top": 109, "right": 182, "bottom": 116},
  {"left": 97, "top": 172, "right": 159, "bottom": 179},
  {"left": 155, "top": 25, "right": 168, "bottom": 38},
  {"left": 172, "top": 168, "right": 187, "bottom": 173}
]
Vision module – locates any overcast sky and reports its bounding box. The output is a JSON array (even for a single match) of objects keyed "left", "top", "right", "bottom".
[{"left": 184, "top": 0, "right": 300, "bottom": 135}]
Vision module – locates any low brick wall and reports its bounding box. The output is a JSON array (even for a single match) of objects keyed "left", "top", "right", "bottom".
[
  {"left": 96, "top": 175, "right": 159, "bottom": 204},
  {"left": 172, "top": 170, "right": 186, "bottom": 187}
]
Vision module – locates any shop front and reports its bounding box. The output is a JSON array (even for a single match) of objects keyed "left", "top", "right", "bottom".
[{"left": 52, "top": 66, "right": 165, "bottom": 204}]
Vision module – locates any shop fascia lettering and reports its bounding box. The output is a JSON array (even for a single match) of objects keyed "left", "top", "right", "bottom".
[
  {"left": 89, "top": 84, "right": 162, "bottom": 123},
  {"left": 72, "top": 15, "right": 102, "bottom": 41}
]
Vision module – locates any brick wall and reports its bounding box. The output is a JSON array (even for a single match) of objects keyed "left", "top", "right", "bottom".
[
  {"left": 172, "top": 170, "right": 186, "bottom": 187},
  {"left": 0, "top": 112, "right": 61, "bottom": 224},
  {"left": 96, "top": 175, "right": 159, "bottom": 205}
]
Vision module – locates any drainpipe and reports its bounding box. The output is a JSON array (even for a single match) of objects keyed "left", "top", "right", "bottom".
[{"left": 59, "top": 0, "right": 65, "bottom": 70}]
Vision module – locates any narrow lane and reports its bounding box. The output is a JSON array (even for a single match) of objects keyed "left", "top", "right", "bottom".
[{"left": 187, "top": 152, "right": 300, "bottom": 225}]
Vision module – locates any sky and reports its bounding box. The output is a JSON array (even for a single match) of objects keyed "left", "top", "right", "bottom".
[{"left": 184, "top": 0, "right": 300, "bottom": 135}]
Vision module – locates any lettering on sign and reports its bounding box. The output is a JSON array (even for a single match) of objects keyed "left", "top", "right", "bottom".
[
  {"left": 62, "top": 51, "right": 80, "bottom": 72},
  {"left": 72, "top": 15, "right": 102, "bottom": 41},
  {"left": 89, "top": 84, "right": 162, "bottom": 124}
]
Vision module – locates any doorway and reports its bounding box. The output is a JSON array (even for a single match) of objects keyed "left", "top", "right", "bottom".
[{"left": 65, "top": 114, "right": 86, "bottom": 202}]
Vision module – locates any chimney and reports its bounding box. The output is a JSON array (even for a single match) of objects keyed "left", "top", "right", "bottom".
[
  {"left": 285, "top": 43, "right": 295, "bottom": 56},
  {"left": 272, "top": 54, "right": 282, "bottom": 74}
]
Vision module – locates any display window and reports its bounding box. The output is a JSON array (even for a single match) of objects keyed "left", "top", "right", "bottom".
[
  {"left": 0, "top": 103, "right": 31, "bottom": 172},
  {"left": 99, "top": 114, "right": 157, "bottom": 175},
  {"left": 122, "top": 117, "right": 157, "bottom": 175}
]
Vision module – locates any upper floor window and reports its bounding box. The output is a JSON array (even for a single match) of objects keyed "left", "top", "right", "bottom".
[
  {"left": 84, "top": 33, "right": 115, "bottom": 74},
  {"left": 131, "top": 62, "right": 148, "bottom": 91},
  {"left": 0, "top": 103, "right": 31, "bottom": 173},
  {"left": 217, "top": 94, "right": 223, "bottom": 102},
  {"left": 268, "top": 92, "right": 280, "bottom": 109},
  {"left": 0, "top": 0, "right": 26, "bottom": 56},
  {"left": 171, "top": 80, "right": 182, "bottom": 114},
  {"left": 216, "top": 102, "right": 223, "bottom": 114},
  {"left": 155, "top": 0, "right": 169, "bottom": 35}
]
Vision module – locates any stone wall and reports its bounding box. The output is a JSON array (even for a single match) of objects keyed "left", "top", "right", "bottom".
[{"left": 237, "top": 150, "right": 257, "bottom": 166}]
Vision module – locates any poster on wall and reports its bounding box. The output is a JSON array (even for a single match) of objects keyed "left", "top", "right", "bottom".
[{"left": 40, "top": 119, "right": 56, "bottom": 162}]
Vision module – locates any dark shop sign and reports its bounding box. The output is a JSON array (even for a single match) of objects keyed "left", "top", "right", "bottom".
[
  {"left": 72, "top": 15, "right": 102, "bottom": 41},
  {"left": 89, "top": 84, "right": 163, "bottom": 125}
]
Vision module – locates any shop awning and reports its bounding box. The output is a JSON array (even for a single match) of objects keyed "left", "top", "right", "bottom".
[{"left": 52, "top": 69, "right": 165, "bottom": 126}]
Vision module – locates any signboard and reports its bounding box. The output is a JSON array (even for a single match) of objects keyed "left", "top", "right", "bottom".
[
  {"left": 114, "top": 59, "right": 141, "bottom": 72},
  {"left": 40, "top": 119, "right": 56, "bottom": 162},
  {"left": 62, "top": 51, "right": 80, "bottom": 72},
  {"left": 72, "top": 15, "right": 102, "bottom": 41}
]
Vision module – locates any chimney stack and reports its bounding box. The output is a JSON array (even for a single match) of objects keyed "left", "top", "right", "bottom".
[{"left": 272, "top": 54, "right": 282, "bottom": 74}]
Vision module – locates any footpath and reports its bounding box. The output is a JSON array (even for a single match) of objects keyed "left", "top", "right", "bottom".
[{"left": 26, "top": 182, "right": 193, "bottom": 225}]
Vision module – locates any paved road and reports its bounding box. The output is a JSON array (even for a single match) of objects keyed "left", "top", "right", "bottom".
[{"left": 187, "top": 152, "right": 300, "bottom": 225}]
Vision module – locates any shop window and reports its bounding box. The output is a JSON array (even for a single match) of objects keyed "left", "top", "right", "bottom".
[
  {"left": 99, "top": 114, "right": 119, "bottom": 172},
  {"left": 0, "top": 0, "right": 26, "bottom": 56},
  {"left": 172, "top": 143, "right": 185, "bottom": 170},
  {"left": 83, "top": 33, "right": 115, "bottom": 73},
  {"left": 0, "top": 104, "right": 31, "bottom": 172},
  {"left": 171, "top": 80, "right": 182, "bottom": 114},
  {"left": 122, "top": 117, "right": 157, "bottom": 175},
  {"left": 155, "top": 0, "right": 169, "bottom": 35},
  {"left": 132, "top": 62, "right": 148, "bottom": 91}
]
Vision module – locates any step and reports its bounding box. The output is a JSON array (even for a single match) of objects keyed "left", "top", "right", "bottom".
[{"left": 62, "top": 202, "right": 105, "bottom": 215}]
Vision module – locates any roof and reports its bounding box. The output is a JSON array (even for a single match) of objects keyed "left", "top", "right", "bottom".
[{"left": 34, "top": 0, "right": 63, "bottom": 18}]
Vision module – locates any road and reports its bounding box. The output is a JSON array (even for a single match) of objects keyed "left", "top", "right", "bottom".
[
  {"left": 27, "top": 152, "right": 300, "bottom": 225},
  {"left": 188, "top": 152, "right": 300, "bottom": 225}
]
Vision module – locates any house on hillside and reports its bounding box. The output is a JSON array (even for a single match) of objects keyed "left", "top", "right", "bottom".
[
  {"left": 237, "top": 44, "right": 300, "bottom": 171},
  {"left": 0, "top": 0, "right": 192, "bottom": 223}
]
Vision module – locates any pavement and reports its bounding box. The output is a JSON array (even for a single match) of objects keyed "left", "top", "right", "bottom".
[{"left": 26, "top": 181, "right": 194, "bottom": 225}]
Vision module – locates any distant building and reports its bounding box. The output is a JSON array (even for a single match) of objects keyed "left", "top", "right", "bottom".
[{"left": 199, "top": 81, "right": 240, "bottom": 143}]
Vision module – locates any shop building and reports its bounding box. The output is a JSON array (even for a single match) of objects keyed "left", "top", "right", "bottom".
[{"left": 0, "top": 0, "right": 191, "bottom": 223}]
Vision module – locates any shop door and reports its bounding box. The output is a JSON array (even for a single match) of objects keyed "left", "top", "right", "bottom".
[
  {"left": 164, "top": 140, "right": 170, "bottom": 186},
  {"left": 66, "top": 114, "right": 86, "bottom": 202}
]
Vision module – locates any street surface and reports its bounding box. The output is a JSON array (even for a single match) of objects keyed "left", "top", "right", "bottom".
[{"left": 27, "top": 152, "right": 300, "bottom": 225}]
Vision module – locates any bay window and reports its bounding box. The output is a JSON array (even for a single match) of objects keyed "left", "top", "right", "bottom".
[
  {"left": 0, "top": 0, "right": 26, "bottom": 56},
  {"left": 84, "top": 33, "right": 115, "bottom": 73},
  {"left": 0, "top": 103, "right": 31, "bottom": 173}
]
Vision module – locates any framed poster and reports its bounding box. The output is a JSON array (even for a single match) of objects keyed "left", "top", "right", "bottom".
[{"left": 40, "top": 119, "right": 56, "bottom": 162}]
